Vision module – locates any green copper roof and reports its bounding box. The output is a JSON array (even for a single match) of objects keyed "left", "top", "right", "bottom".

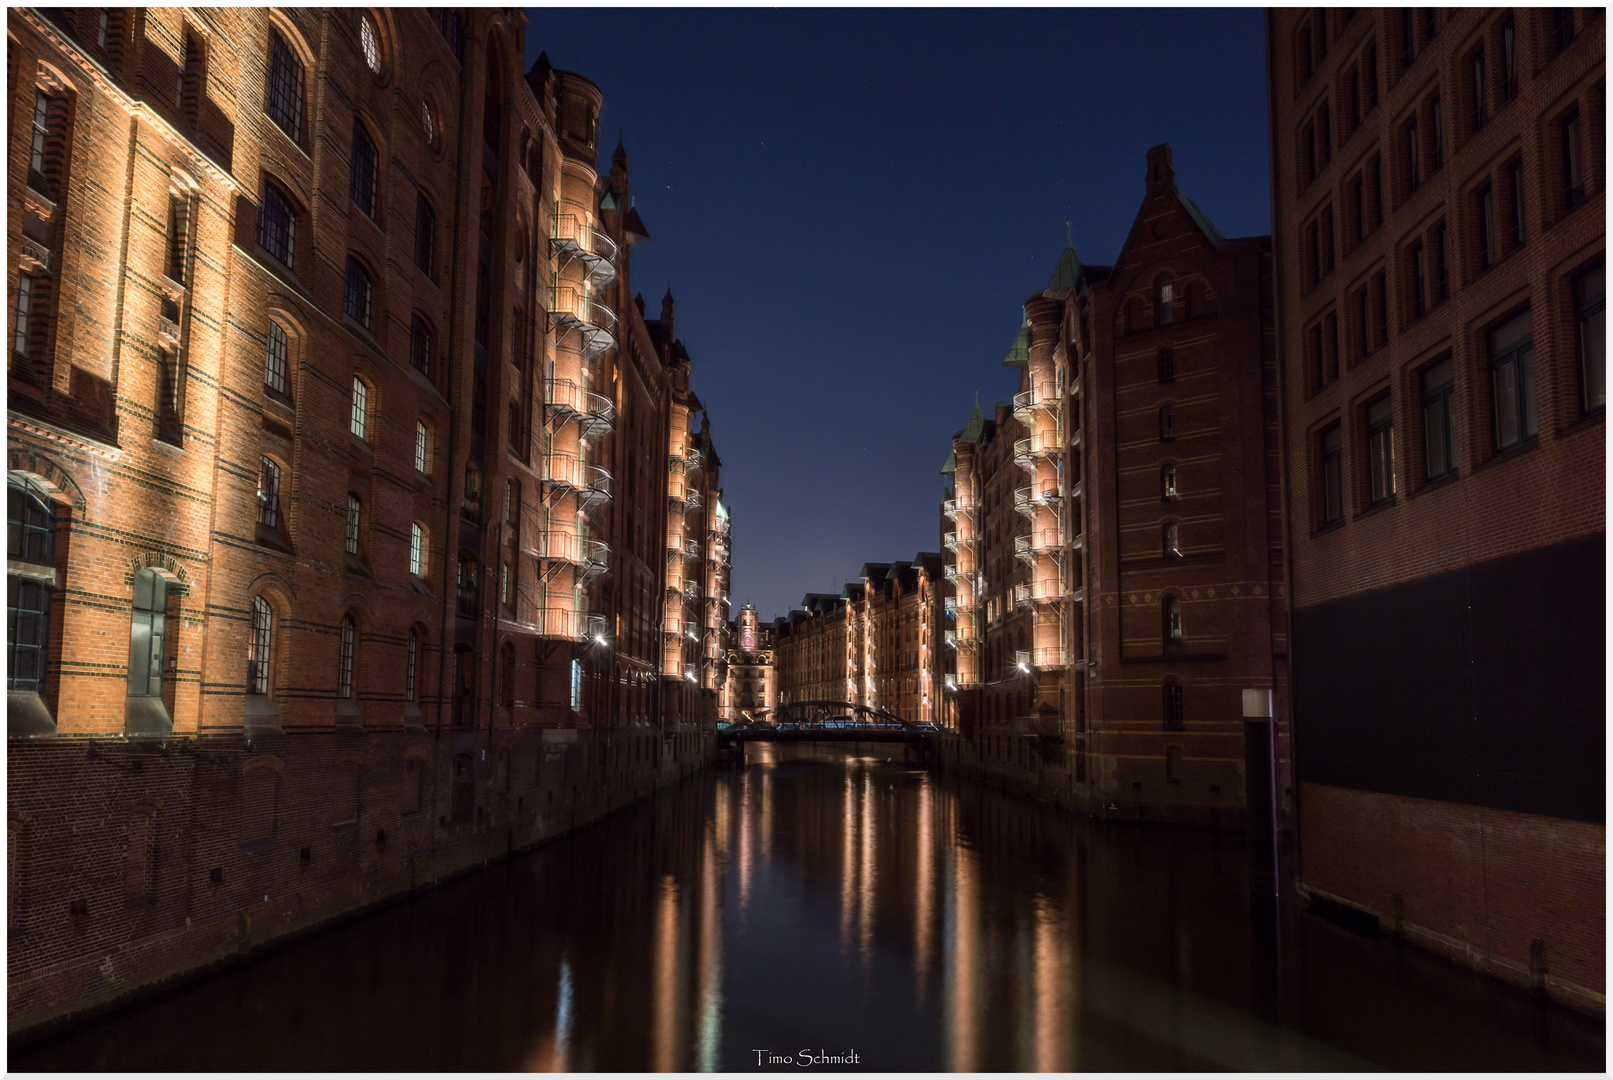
[
  {"left": 1003, "top": 322, "right": 1030, "bottom": 369},
  {"left": 958, "top": 406, "right": 986, "bottom": 445},
  {"left": 940, "top": 450, "right": 956, "bottom": 475},
  {"left": 1044, "top": 245, "right": 1081, "bottom": 296}
]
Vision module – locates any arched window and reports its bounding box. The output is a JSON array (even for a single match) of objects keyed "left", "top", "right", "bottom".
[
  {"left": 350, "top": 118, "right": 379, "bottom": 218},
  {"left": 1159, "top": 405, "right": 1176, "bottom": 442},
  {"left": 1163, "top": 682, "right": 1184, "bottom": 730},
  {"left": 337, "top": 615, "right": 356, "bottom": 699},
  {"left": 7, "top": 479, "right": 55, "bottom": 699},
  {"left": 265, "top": 26, "right": 305, "bottom": 142},
  {"left": 358, "top": 12, "right": 381, "bottom": 73},
  {"left": 247, "top": 596, "right": 273, "bottom": 694},
  {"left": 409, "top": 522, "right": 426, "bottom": 576},
  {"left": 409, "top": 314, "right": 432, "bottom": 374},
  {"left": 126, "top": 569, "right": 169, "bottom": 700},
  {"left": 420, "top": 98, "right": 436, "bottom": 146},
  {"left": 256, "top": 179, "right": 297, "bottom": 266},
  {"left": 264, "top": 319, "right": 289, "bottom": 395},
  {"left": 413, "top": 195, "right": 435, "bottom": 275},
  {"left": 345, "top": 493, "right": 362, "bottom": 556},
  {"left": 1163, "top": 522, "right": 1181, "bottom": 558},
  {"left": 1157, "top": 346, "right": 1174, "bottom": 384},
  {"left": 414, "top": 421, "right": 431, "bottom": 475},
  {"left": 344, "top": 257, "right": 373, "bottom": 328},
  {"left": 1157, "top": 274, "right": 1176, "bottom": 325},
  {"left": 1162, "top": 464, "right": 1179, "bottom": 499},
  {"left": 256, "top": 456, "right": 282, "bottom": 531},
  {"left": 1165, "top": 595, "right": 1183, "bottom": 641},
  {"left": 349, "top": 376, "right": 369, "bottom": 439}
]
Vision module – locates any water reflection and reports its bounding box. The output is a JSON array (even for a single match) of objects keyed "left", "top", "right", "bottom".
[{"left": 13, "top": 745, "right": 1604, "bottom": 1072}]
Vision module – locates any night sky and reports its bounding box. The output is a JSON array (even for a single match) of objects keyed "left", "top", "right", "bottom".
[{"left": 522, "top": 8, "right": 1272, "bottom": 623}]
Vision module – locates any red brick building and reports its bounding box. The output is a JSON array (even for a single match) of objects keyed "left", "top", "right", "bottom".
[
  {"left": 720, "top": 602, "right": 775, "bottom": 723},
  {"left": 1267, "top": 7, "right": 1604, "bottom": 1009},
  {"left": 6, "top": 7, "right": 731, "bottom": 1032},
  {"left": 939, "top": 147, "right": 1287, "bottom": 827}
]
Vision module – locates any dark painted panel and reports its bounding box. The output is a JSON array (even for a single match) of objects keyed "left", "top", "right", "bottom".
[{"left": 1292, "top": 533, "right": 1604, "bottom": 824}]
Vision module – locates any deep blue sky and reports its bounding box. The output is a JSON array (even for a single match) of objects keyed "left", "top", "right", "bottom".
[{"left": 523, "top": 8, "right": 1271, "bottom": 623}]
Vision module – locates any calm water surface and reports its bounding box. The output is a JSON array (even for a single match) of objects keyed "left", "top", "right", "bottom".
[{"left": 13, "top": 744, "right": 1605, "bottom": 1071}]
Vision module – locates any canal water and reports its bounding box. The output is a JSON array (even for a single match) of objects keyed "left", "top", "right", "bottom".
[{"left": 13, "top": 744, "right": 1604, "bottom": 1071}]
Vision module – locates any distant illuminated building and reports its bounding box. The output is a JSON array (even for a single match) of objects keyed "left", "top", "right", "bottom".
[{"left": 720, "top": 603, "right": 775, "bottom": 722}]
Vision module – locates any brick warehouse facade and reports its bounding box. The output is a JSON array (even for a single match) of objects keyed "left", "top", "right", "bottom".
[
  {"left": 930, "top": 147, "right": 1288, "bottom": 828},
  {"left": 6, "top": 7, "right": 733, "bottom": 1033},
  {"left": 718, "top": 602, "right": 775, "bottom": 723},
  {"left": 1267, "top": 8, "right": 1603, "bottom": 1009}
]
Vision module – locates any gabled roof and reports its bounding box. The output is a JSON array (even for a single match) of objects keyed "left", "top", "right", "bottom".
[
  {"left": 623, "top": 206, "right": 650, "bottom": 242},
  {"left": 912, "top": 551, "right": 944, "bottom": 576},
  {"left": 858, "top": 562, "right": 892, "bottom": 583},
  {"left": 1110, "top": 143, "right": 1229, "bottom": 276}
]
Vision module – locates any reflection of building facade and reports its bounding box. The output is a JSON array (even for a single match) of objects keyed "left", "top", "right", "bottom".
[
  {"left": 720, "top": 603, "right": 775, "bottom": 722},
  {"left": 937, "top": 145, "right": 1287, "bottom": 828},
  {"left": 773, "top": 553, "right": 942, "bottom": 723},
  {"left": 1268, "top": 7, "right": 1604, "bottom": 1010},
  {"left": 5, "top": 6, "right": 732, "bottom": 1033}
]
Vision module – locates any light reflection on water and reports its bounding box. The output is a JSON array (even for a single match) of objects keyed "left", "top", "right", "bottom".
[{"left": 12, "top": 743, "right": 1605, "bottom": 1072}]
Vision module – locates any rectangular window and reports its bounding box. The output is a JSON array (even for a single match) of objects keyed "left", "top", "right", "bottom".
[
  {"left": 1310, "top": 323, "right": 1325, "bottom": 389},
  {"left": 166, "top": 194, "right": 190, "bottom": 286},
  {"left": 570, "top": 658, "right": 582, "bottom": 711},
  {"left": 1501, "top": 19, "right": 1517, "bottom": 100},
  {"left": 1363, "top": 44, "right": 1377, "bottom": 110},
  {"left": 1506, "top": 161, "right": 1525, "bottom": 249},
  {"left": 1159, "top": 406, "right": 1175, "bottom": 441},
  {"left": 1429, "top": 95, "right": 1443, "bottom": 170},
  {"left": 410, "top": 317, "right": 431, "bottom": 374},
  {"left": 1406, "top": 118, "right": 1420, "bottom": 192},
  {"left": 264, "top": 320, "right": 288, "bottom": 394},
  {"left": 12, "top": 273, "right": 34, "bottom": 359},
  {"left": 1403, "top": 10, "right": 1417, "bottom": 67},
  {"left": 1411, "top": 241, "right": 1427, "bottom": 317},
  {"left": 1575, "top": 263, "right": 1605, "bottom": 414},
  {"left": 409, "top": 523, "right": 424, "bottom": 576},
  {"left": 414, "top": 422, "right": 429, "bottom": 474},
  {"left": 1371, "top": 156, "right": 1383, "bottom": 224},
  {"left": 345, "top": 494, "right": 361, "bottom": 555},
  {"left": 1162, "top": 464, "right": 1178, "bottom": 499},
  {"left": 1562, "top": 109, "right": 1584, "bottom": 208},
  {"left": 1325, "top": 311, "right": 1339, "bottom": 384},
  {"left": 501, "top": 562, "right": 510, "bottom": 607},
  {"left": 98, "top": 10, "right": 109, "bottom": 49},
  {"left": 344, "top": 260, "right": 372, "bottom": 328},
  {"left": 257, "top": 456, "right": 281, "bottom": 530},
  {"left": 266, "top": 30, "right": 305, "bottom": 142},
  {"left": 337, "top": 619, "right": 354, "bottom": 699},
  {"left": 28, "top": 91, "right": 50, "bottom": 184},
  {"left": 1352, "top": 173, "right": 1366, "bottom": 241},
  {"left": 1489, "top": 311, "right": 1536, "bottom": 451},
  {"left": 414, "top": 195, "right": 435, "bottom": 275},
  {"left": 1356, "top": 287, "right": 1372, "bottom": 358},
  {"left": 350, "top": 378, "right": 368, "bottom": 440},
  {"left": 1478, "top": 185, "right": 1496, "bottom": 269},
  {"left": 1554, "top": 9, "right": 1575, "bottom": 54},
  {"left": 256, "top": 183, "right": 296, "bottom": 266},
  {"left": 350, "top": 119, "right": 378, "bottom": 219},
  {"left": 1366, "top": 395, "right": 1395, "bottom": 506},
  {"left": 1421, "top": 357, "right": 1457, "bottom": 482},
  {"left": 7, "top": 575, "right": 52, "bottom": 694},
  {"left": 1472, "top": 50, "right": 1489, "bottom": 129},
  {"left": 1434, "top": 223, "right": 1449, "bottom": 302},
  {"left": 1349, "top": 67, "right": 1362, "bottom": 127},
  {"left": 1320, "top": 425, "right": 1344, "bottom": 525}
]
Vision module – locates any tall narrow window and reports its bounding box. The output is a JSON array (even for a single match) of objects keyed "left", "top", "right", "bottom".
[
  {"left": 1371, "top": 157, "right": 1383, "bottom": 224},
  {"left": 126, "top": 570, "right": 169, "bottom": 700},
  {"left": 1406, "top": 118, "right": 1420, "bottom": 192},
  {"left": 7, "top": 480, "right": 56, "bottom": 697},
  {"left": 1157, "top": 276, "right": 1175, "bottom": 326},
  {"left": 256, "top": 182, "right": 296, "bottom": 266},
  {"left": 414, "top": 194, "right": 435, "bottom": 275},
  {"left": 1159, "top": 405, "right": 1175, "bottom": 441},
  {"left": 1411, "top": 241, "right": 1427, "bottom": 317},
  {"left": 1508, "top": 161, "right": 1526, "bottom": 247},
  {"left": 247, "top": 595, "right": 272, "bottom": 695},
  {"left": 98, "top": 9, "right": 109, "bottom": 49},
  {"left": 1165, "top": 596, "right": 1182, "bottom": 642},
  {"left": 409, "top": 522, "right": 425, "bottom": 576},
  {"left": 570, "top": 658, "right": 582, "bottom": 712},
  {"left": 1157, "top": 347, "right": 1174, "bottom": 384},
  {"left": 1489, "top": 311, "right": 1536, "bottom": 451},
  {"left": 27, "top": 91, "right": 50, "bottom": 193},
  {"left": 12, "top": 273, "right": 35, "bottom": 360},
  {"left": 1554, "top": 9, "right": 1575, "bottom": 54},
  {"left": 1421, "top": 357, "right": 1457, "bottom": 482},
  {"left": 1575, "top": 263, "right": 1606, "bottom": 415},
  {"left": 166, "top": 193, "right": 190, "bottom": 285},
  {"left": 350, "top": 119, "right": 379, "bottom": 219},
  {"left": 409, "top": 315, "right": 431, "bottom": 375},
  {"left": 1472, "top": 51, "right": 1489, "bottom": 129},
  {"left": 344, "top": 258, "right": 372, "bottom": 328},
  {"left": 345, "top": 493, "right": 362, "bottom": 556},
  {"left": 405, "top": 630, "right": 419, "bottom": 702},
  {"left": 1366, "top": 395, "right": 1395, "bottom": 506},
  {"left": 1562, "top": 109, "right": 1584, "bottom": 208},
  {"left": 358, "top": 13, "right": 381, "bottom": 73},
  {"left": 1403, "top": 9, "right": 1417, "bottom": 67},
  {"left": 1501, "top": 19, "right": 1517, "bottom": 100},
  {"left": 1162, "top": 464, "right": 1178, "bottom": 499},
  {"left": 1434, "top": 224, "right": 1450, "bottom": 302},
  {"left": 337, "top": 616, "right": 355, "bottom": 699},
  {"left": 1163, "top": 521, "right": 1180, "bottom": 557},
  {"left": 462, "top": 462, "right": 482, "bottom": 520},
  {"left": 1349, "top": 67, "right": 1362, "bottom": 127},
  {"left": 1164, "top": 682, "right": 1184, "bottom": 730},
  {"left": 264, "top": 320, "right": 288, "bottom": 395},
  {"left": 414, "top": 421, "right": 430, "bottom": 474},
  {"left": 500, "top": 561, "right": 510, "bottom": 607},
  {"left": 1352, "top": 174, "right": 1367, "bottom": 242},
  {"left": 1429, "top": 95, "right": 1443, "bottom": 170},
  {"left": 457, "top": 556, "right": 479, "bottom": 616},
  {"left": 1478, "top": 185, "right": 1496, "bottom": 269},
  {"left": 350, "top": 377, "right": 368, "bottom": 440},
  {"left": 1310, "top": 323, "right": 1325, "bottom": 387},
  {"left": 1356, "top": 287, "right": 1372, "bottom": 358},
  {"left": 1320, "top": 425, "right": 1344, "bottom": 525},
  {"left": 256, "top": 457, "right": 281, "bottom": 530},
  {"left": 266, "top": 28, "right": 304, "bottom": 142}
]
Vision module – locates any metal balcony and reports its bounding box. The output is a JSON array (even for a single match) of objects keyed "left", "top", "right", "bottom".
[
  {"left": 684, "top": 580, "right": 701, "bottom": 601},
  {"left": 578, "top": 540, "right": 610, "bottom": 584},
  {"left": 1033, "top": 645, "right": 1067, "bottom": 669},
  {"left": 1014, "top": 534, "right": 1033, "bottom": 563},
  {"left": 1013, "top": 433, "right": 1060, "bottom": 473},
  {"left": 1032, "top": 528, "right": 1061, "bottom": 554},
  {"left": 550, "top": 213, "right": 619, "bottom": 287},
  {"left": 943, "top": 530, "right": 958, "bottom": 551},
  {"left": 943, "top": 629, "right": 958, "bottom": 648},
  {"left": 544, "top": 378, "right": 616, "bottom": 438},
  {"left": 685, "top": 450, "right": 703, "bottom": 474},
  {"left": 683, "top": 538, "right": 701, "bottom": 561},
  {"left": 1014, "top": 583, "right": 1032, "bottom": 608},
  {"left": 684, "top": 488, "right": 703, "bottom": 513},
  {"left": 549, "top": 284, "right": 617, "bottom": 357},
  {"left": 944, "top": 596, "right": 957, "bottom": 616},
  {"left": 944, "top": 565, "right": 959, "bottom": 583},
  {"left": 667, "top": 492, "right": 686, "bottom": 516},
  {"left": 585, "top": 611, "right": 608, "bottom": 642}
]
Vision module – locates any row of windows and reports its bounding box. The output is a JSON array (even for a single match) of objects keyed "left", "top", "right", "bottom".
[{"left": 1313, "top": 267, "right": 1603, "bottom": 529}]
